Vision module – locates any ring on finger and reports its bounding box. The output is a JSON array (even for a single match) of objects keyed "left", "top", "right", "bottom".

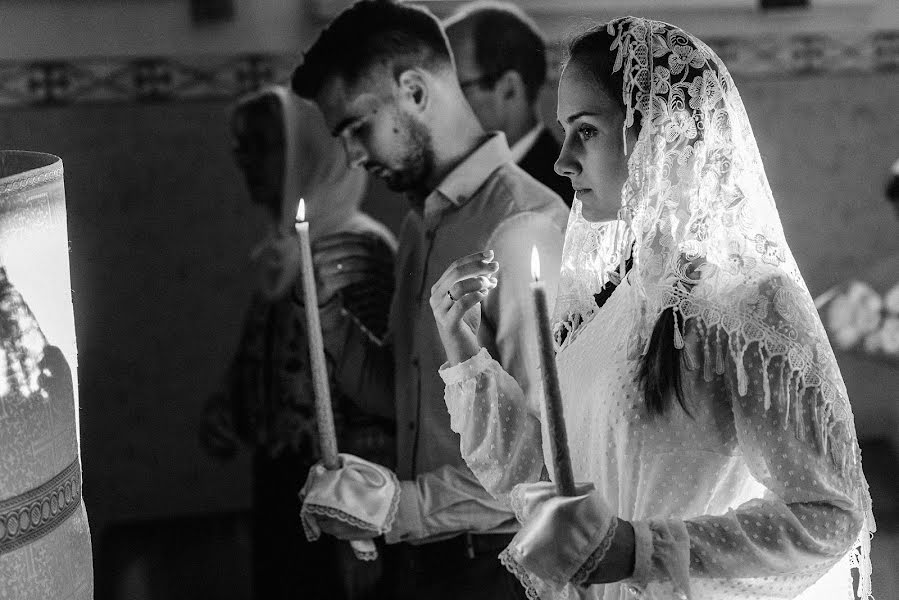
[{"left": 447, "top": 289, "right": 457, "bottom": 302}]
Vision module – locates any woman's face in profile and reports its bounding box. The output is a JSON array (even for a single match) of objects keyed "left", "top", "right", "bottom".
[{"left": 554, "top": 59, "right": 634, "bottom": 222}]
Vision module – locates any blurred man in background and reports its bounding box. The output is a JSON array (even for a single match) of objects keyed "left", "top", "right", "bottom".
[{"left": 444, "top": 1, "right": 572, "bottom": 205}]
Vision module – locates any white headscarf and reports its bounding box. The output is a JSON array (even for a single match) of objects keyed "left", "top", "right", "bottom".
[
  {"left": 552, "top": 17, "right": 874, "bottom": 597},
  {"left": 232, "top": 85, "right": 369, "bottom": 298},
  {"left": 233, "top": 85, "right": 368, "bottom": 238}
]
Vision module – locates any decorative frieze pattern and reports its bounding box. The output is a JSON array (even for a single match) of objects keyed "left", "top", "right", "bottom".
[
  {"left": 0, "top": 31, "right": 896, "bottom": 108},
  {"left": 0, "top": 459, "right": 82, "bottom": 556}
]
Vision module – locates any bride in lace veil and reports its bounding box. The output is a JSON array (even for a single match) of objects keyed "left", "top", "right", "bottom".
[{"left": 430, "top": 16, "right": 874, "bottom": 600}]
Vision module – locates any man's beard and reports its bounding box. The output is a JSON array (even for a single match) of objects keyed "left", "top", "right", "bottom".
[{"left": 379, "top": 114, "right": 434, "bottom": 195}]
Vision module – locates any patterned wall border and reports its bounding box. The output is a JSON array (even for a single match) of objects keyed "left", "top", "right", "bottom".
[{"left": 1, "top": 30, "right": 896, "bottom": 108}]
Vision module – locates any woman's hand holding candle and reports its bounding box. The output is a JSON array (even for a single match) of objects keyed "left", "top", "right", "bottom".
[{"left": 429, "top": 250, "right": 499, "bottom": 366}]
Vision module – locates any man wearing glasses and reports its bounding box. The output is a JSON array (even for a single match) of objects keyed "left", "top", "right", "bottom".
[{"left": 445, "top": 1, "right": 572, "bottom": 206}]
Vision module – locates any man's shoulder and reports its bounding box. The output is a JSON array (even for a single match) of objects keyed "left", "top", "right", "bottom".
[{"left": 487, "top": 161, "right": 569, "bottom": 223}]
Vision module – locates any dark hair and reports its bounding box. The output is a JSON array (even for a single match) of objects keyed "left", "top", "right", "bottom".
[
  {"left": 564, "top": 25, "right": 639, "bottom": 133},
  {"left": 887, "top": 171, "right": 899, "bottom": 205},
  {"left": 291, "top": 0, "right": 453, "bottom": 100},
  {"left": 446, "top": 1, "right": 547, "bottom": 103},
  {"left": 566, "top": 25, "right": 688, "bottom": 417}
]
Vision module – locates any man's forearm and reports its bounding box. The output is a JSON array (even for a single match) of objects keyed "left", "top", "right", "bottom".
[{"left": 385, "top": 465, "right": 518, "bottom": 544}]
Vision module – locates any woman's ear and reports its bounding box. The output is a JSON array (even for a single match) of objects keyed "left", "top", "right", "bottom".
[{"left": 397, "top": 69, "right": 429, "bottom": 112}]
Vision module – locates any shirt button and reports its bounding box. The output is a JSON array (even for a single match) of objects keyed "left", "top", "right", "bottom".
[
  {"left": 408, "top": 421, "right": 416, "bottom": 431},
  {"left": 411, "top": 357, "right": 419, "bottom": 368}
]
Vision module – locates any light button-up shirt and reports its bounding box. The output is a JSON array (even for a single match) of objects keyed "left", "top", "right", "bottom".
[{"left": 323, "top": 133, "right": 569, "bottom": 543}]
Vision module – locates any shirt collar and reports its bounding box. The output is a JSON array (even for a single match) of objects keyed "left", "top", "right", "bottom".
[
  {"left": 424, "top": 132, "right": 512, "bottom": 219},
  {"left": 509, "top": 124, "right": 544, "bottom": 164}
]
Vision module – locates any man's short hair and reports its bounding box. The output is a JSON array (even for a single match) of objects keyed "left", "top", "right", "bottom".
[
  {"left": 292, "top": 1, "right": 453, "bottom": 100},
  {"left": 445, "top": 1, "right": 547, "bottom": 103}
]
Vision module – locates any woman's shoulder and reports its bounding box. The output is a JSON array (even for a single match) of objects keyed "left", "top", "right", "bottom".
[{"left": 697, "top": 266, "right": 813, "bottom": 327}]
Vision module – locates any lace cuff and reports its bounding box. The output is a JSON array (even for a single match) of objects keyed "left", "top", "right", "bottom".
[
  {"left": 383, "top": 481, "right": 425, "bottom": 544},
  {"left": 438, "top": 347, "right": 494, "bottom": 385},
  {"left": 626, "top": 518, "right": 691, "bottom": 600}
]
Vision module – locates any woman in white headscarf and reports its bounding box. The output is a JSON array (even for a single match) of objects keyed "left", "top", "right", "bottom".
[
  {"left": 200, "top": 85, "right": 397, "bottom": 600},
  {"left": 429, "top": 18, "right": 874, "bottom": 600}
]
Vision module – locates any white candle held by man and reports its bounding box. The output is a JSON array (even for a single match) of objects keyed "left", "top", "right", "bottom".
[
  {"left": 295, "top": 198, "right": 340, "bottom": 471},
  {"left": 530, "top": 246, "right": 576, "bottom": 496}
]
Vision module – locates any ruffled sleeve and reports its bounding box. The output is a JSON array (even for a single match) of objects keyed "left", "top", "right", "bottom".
[{"left": 440, "top": 348, "right": 545, "bottom": 504}]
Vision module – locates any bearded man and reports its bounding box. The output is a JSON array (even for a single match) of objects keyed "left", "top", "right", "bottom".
[{"left": 290, "top": 2, "right": 569, "bottom": 599}]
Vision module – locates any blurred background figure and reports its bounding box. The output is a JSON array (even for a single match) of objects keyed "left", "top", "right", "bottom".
[
  {"left": 444, "top": 1, "right": 572, "bottom": 205},
  {"left": 200, "top": 86, "right": 396, "bottom": 600}
]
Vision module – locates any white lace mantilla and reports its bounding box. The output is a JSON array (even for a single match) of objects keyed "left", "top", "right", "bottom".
[{"left": 442, "top": 16, "right": 873, "bottom": 600}]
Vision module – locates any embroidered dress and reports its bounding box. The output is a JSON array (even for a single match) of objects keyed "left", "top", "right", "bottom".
[{"left": 440, "top": 17, "right": 873, "bottom": 600}]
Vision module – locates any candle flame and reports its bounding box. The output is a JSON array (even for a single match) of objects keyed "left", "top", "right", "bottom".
[
  {"left": 530, "top": 246, "right": 540, "bottom": 282},
  {"left": 296, "top": 198, "right": 305, "bottom": 222}
]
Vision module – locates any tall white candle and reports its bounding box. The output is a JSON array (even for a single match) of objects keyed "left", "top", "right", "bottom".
[
  {"left": 296, "top": 200, "right": 379, "bottom": 561},
  {"left": 295, "top": 198, "right": 340, "bottom": 471},
  {"left": 530, "top": 246, "right": 575, "bottom": 496}
]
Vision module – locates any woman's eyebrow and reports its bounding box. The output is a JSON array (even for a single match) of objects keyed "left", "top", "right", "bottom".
[{"left": 563, "top": 111, "right": 602, "bottom": 124}]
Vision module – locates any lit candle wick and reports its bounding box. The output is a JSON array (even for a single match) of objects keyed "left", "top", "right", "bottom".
[{"left": 296, "top": 197, "right": 305, "bottom": 223}]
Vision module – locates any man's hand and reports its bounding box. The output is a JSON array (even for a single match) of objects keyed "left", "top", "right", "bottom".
[{"left": 300, "top": 453, "right": 400, "bottom": 544}]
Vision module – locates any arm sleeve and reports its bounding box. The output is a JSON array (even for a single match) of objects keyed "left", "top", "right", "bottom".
[
  {"left": 438, "top": 349, "right": 546, "bottom": 505},
  {"left": 431, "top": 211, "right": 564, "bottom": 504},
  {"left": 389, "top": 213, "right": 565, "bottom": 537},
  {"left": 627, "top": 326, "right": 867, "bottom": 599},
  {"left": 384, "top": 463, "right": 520, "bottom": 544},
  {"left": 317, "top": 287, "right": 395, "bottom": 421}
]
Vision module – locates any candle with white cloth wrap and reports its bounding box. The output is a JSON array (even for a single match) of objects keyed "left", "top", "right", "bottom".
[
  {"left": 295, "top": 198, "right": 340, "bottom": 470},
  {"left": 530, "top": 246, "right": 576, "bottom": 496},
  {"left": 295, "top": 198, "right": 378, "bottom": 559}
]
